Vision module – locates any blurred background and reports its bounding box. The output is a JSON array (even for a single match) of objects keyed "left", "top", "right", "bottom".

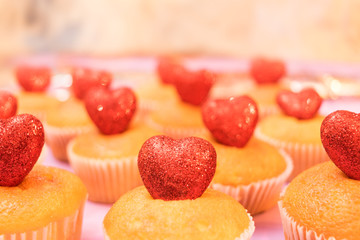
[{"left": 1, "top": 0, "right": 360, "bottom": 63}]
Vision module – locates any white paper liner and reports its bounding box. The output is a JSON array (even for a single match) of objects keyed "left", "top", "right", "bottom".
[
  {"left": 145, "top": 116, "right": 207, "bottom": 139},
  {"left": 211, "top": 149, "right": 293, "bottom": 215},
  {"left": 0, "top": 200, "right": 85, "bottom": 240},
  {"left": 103, "top": 211, "right": 255, "bottom": 240},
  {"left": 259, "top": 104, "right": 280, "bottom": 119},
  {"left": 67, "top": 141, "right": 143, "bottom": 203},
  {"left": 278, "top": 196, "right": 337, "bottom": 240},
  {"left": 254, "top": 127, "right": 330, "bottom": 180},
  {"left": 44, "top": 123, "right": 96, "bottom": 162}
]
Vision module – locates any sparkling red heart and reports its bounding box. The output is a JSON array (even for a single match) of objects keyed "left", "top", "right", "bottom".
[
  {"left": 15, "top": 66, "right": 51, "bottom": 92},
  {"left": 250, "top": 57, "right": 286, "bottom": 84},
  {"left": 0, "top": 114, "right": 44, "bottom": 186},
  {"left": 71, "top": 67, "right": 112, "bottom": 99},
  {"left": 276, "top": 88, "right": 322, "bottom": 119},
  {"left": 0, "top": 90, "right": 17, "bottom": 119},
  {"left": 138, "top": 135, "right": 217, "bottom": 201},
  {"left": 202, "top": 96, "right": 258, "bottom": 147},
  {"left": 84, "top": 87, "right": 137, "bottom": 135},
  {"left": 174, "top": 68, "right": 215, "bottom": 106},
  {"left": 321, "top": 110, "right": 360, "bottom": 180},
  {"left": 156, "top": 56, "right": 185, "bottom": 85}
]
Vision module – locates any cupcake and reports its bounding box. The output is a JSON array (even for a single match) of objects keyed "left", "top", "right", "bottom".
[
  {"left": 44, "top": 97, "right": 96, "bottom": 162},
  {"left": 67, "top": 87, "right": 155, "bottom": 203},
  {"left": 0, "top": 113, "right": 87, "bottom": 239},
  {"left": 15, "top": 65, "right": 59, "bottom": 121},
  {"left": 247, "top": 56, "right": 287, "bottom": 118},
  {"left": 255, "top": 88, "right": 329, "bottom": 179},
  {"left": 103, "top": 135, "right": 255, "bottom": 240},
  {"left": 201, "top": 95, "right": 292, "bottom": 214}
]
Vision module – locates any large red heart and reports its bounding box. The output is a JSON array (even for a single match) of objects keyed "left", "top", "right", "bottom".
[
  {"left": 174, "top": 68, "right": 215, "bottom": 105},
  {"left": 201, "top": 96, "right": 258, "bottom": 147},
  {"left": 15, "top": 66, "right": 51, "bottom": 92},
  {"left": 71, "top": 67, "right": 112, "bottom": 99},
  {"left": 276, "top": 88, "right": 322, "bottom": 119},
  {"left": 84, "top": 87, "right": 136, "bottom": 135},
  {"left": 250, "top": 57, "right": 286, "bottom": 84},
  {"left": 321, "top": 110, "right": 360, "bottom": 180},
  {"left": 138, "top": 135, "right": 216, "bottom": 200},
  {"left": 156, "top": 56, "right": 185, "bottom": 85},
  {"left": 0, "top": 90, "right": 17, "bottom": 119},
  {"left": 0, "top": 114, "right": 44, "bottom": 186}
]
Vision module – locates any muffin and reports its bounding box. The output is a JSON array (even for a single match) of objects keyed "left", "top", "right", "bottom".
[
  {"left": 279, "top": 161, "right": 360, "bottom": 240},
  {"left": 67, "top": 123, "right": 161, "bottom": 203},
  {"left": 44, "top": 98, "right": 96, "bottom": 162},
  {"left": 146, "top": 100, "right": 207, "bottom": 138},
  {"left": 0, "top": 165, "right": 88, "bottom": 240},
  {"left": 255, "top": 88, "right": 329, "bottom": 179},
  {"left": 103, "top": 135, "right": 255, "bottom": 240}
]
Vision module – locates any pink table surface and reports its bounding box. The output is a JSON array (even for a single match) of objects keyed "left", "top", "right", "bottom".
[{"left": 42, "top": 97, "right": 360, "bottom": 240}]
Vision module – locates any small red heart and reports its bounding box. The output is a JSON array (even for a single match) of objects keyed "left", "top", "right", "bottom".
[
  {"left": 15, "top": 66, "right": 51, "bottom": 92},
  {"left": 174, "top": 68, "right": 215, "bottom": 105},
  {"left": 84, "top": 87, "right": 136, "bottom": 135},
  {"left": 0, "top": 114, "right": 44, "bottom": 186},
  {"left": 0, "top": 90, "right": 17, "bottom": 119},
  {"left": 276, "top": 88, "right": 322, "bottom": 119},
  {"left": 201, "top": 96, "right": 258, "bottom": 147},
  {"left": 156, "top": 56, "right": 185, "bottom": 85},
  {"left": 321, "top": 110, "right": 360, "bottom": 180},
  {"left": 71, "top": 67, "right": 112, "bottom": 99},
  {"left": 138, "top": 135, "right": 216, "bottom": 200},
  {"left": 250, "top": 57, "right": 286, "bottom": 84}
]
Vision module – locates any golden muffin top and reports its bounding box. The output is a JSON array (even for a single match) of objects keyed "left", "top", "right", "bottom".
[
  {"left": 135, "top": 81, "right": 178, "bottom": 103},
  {"left": 71, "top": 123, "right": 161, "bottom": 159},
  {"left": 17, "top": 91, "right": 59, "bottom": 111},
  {"left": 0, "top": 165, "right": 87, "bottom": 234},
  {"left": 104, "top": 186, "right": 252, "bottom": 240},
  {"left": 149, "top": 101, "right": 204, "bottom": 128},
  {"left": 257, "top": 114, "right": 324, "bottom": 144},
  {"left": 208, "top": 136, "right": 287, "bottom": 185},
  {"left": 281, "top": 161, "right": 360, "bottom": 240},
  {"left": 46, "top": 98, "right": 93, "bottom": 127},
  {"left": 246, "top": 84, "right": 285, "bottom": 106}
]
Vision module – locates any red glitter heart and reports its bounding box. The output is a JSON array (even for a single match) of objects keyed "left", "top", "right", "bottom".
[
  {"left": 71, "top": 67, "right": 112, "bottom": 99},
  {"left": 138, "top": 135, "right": 216, "bottom": 200},
  {"left": 277, "top": 88, "right": 322, "bottom": 119},
  {"left": 0, "top": 90, "right": 17, "bottom": 119},
  {"left": 321, "top": 110, "right": 360, "bottom": 180},
  {"left": 0, "top": 114, "right": 44, "bottom": 186},
  {"left": 201, "top": 96, "right": 258, "bottom": 147},
  {"left": 156, "top": 56, "right": 185, "bottom": 85},
  {"left": 15, "top": 66, "right": 51, "bottom": 92},
  {"left": 84, "top": 87, "right": 137, "bottom": 135},
  {"left": 174, "top": 68, "right": 215, "bottom": 105},
  {"left": 250, "top": 57, "right": 286, "bottom": 84}
]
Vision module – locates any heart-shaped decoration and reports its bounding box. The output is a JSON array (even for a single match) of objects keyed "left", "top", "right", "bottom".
[
  {"left": 138, "top": 135, "right": 216, "bottom": 200},
  {"left": 156, "top": 56, "right": 185, "bottom": 85},
  {"left": 15, "top": 66, "right": 51, "bottom": 92},
  {"left": 202, "top": 96, "right": 258, "bottom": 147},
  {"left": 0, "top": 114, "right": 44, "bottom": 186},
  {"left": 72, "top": 67, "right": 112, "bottom": 99},
  {"left": 84, "top": 87, "right": 136, "bottom": 135},
  {"left": 0, "top": 90, "right": 17, "bottom": 119},
  {"left": 250, "top": 57, "right": 286, "bottom": 84},
  {"left": 277, "top": 88, "right": 322, "bottom": 119},
  {"left": 321, "top": 110, "right": 360, "bottom": 180},
  {"left": 174, "top": 69, "right": 215, "bottom": 105}
]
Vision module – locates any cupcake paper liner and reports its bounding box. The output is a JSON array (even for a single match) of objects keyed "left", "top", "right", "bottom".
[
  {"left": 254, "top": 128, "right": 330, "bottom": 180},
  {"left": 67, "top": 141, "right": 143, "bottom": 203},
  {"left": 211, "top": 149, "right": 293, "bottom": 215},
  {"left": 44, "top": 124, "right": 96, "bottom": 162},
  {"left": 278, "top": 195, "right": 337, "bottom": 240},
  {"left": 145, "top": 116, "right": 207, "bottom": 139},
  {"left": 103, "top": 211, "right": 255, "bottom": 240},
  {"left": 0, "top": 200, "right": 85, "bottom": 240},
  {"left": 259, "top": 105, "right": 280, "bottom": 119}
]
